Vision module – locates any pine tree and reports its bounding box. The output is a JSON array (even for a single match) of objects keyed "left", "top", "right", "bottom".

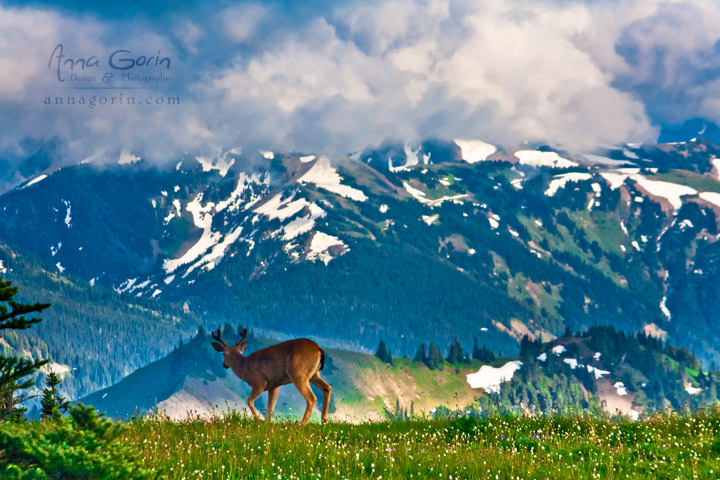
[
  {"left": 414, "top": 343, "right": 428, "bottom": 365},
  {"left": 427, "top": 342, "right": 444, "bottom": 370},
  {"left": 472, "top": 337, "right": 482, "bottom": 360},
  {"left": 0, "top": 276, "right": 51, "bottom": 420},
  {"left": 375, "top": 340, "right": 393, "bottom": 364},
  {"left": 447, "top": 337, "right": 465, "bottom": 364},
  {"left": 41, "top": 369, "right": 69, "bottom": 418}
]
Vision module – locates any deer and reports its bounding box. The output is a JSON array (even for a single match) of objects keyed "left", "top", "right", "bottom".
[{"left": 210, "top": 327, "right": 332, "bottom": 425}]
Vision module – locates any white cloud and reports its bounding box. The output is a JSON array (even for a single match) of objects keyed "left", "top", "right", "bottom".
[{"left": 2, "top": 0, "right": 720, "bottom": 179}]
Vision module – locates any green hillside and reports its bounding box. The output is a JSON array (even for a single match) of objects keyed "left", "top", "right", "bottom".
[
  {"left": 81, "top": 324, "right": 720, "bottom": 422},
  {"left": 81, "top": 327, "right": 486, "bottom": 422},
  {"left": 0, "top": 242, "right": 199, "bottom": 403}
]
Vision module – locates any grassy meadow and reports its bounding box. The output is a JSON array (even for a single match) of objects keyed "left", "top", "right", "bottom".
[{"left": 121, "top": 408, "right": 720, "bottom": 479}]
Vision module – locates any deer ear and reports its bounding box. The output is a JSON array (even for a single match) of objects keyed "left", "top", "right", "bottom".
[
  {"left": 238, "top": 341, "right": 249, "bottom": 353},
  {"left": 211, "top": 342, "right": 225, "bottom": 352}
]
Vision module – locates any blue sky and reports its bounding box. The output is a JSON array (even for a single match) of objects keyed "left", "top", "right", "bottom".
[{"left": 1, "top": 0, "right": 719, "bottom": 172}]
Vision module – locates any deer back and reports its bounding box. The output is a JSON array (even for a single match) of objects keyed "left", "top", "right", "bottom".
[{"left": 241, "top": 338, "right": 323, "bottom": 388}]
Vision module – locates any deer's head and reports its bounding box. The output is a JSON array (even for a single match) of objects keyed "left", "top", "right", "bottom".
[{"left": 210, "top": 327, "right": 249, "bottom": 369}]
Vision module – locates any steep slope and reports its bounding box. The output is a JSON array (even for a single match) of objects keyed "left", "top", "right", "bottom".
[{"left": 0, "top": 241, "right": 199, "bottom": 402}]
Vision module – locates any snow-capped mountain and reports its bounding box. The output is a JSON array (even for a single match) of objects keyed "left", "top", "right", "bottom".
[{"left": 3, "top": 133, "right": 720, "bottom": 366}]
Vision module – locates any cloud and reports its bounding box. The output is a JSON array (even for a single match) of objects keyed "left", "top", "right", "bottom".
[{"left": 1, "top": 0, "right": 719, "bottom": 180}]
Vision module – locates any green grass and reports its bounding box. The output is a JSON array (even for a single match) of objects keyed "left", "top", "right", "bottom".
[
  {"left": 653, "top": 170, "right": 720, "bottom": 193},
  {"left": 122, "top": 408, "right": 720, "bottom": 479}
]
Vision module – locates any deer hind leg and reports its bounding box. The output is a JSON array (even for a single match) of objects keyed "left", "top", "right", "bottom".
[
  {"left": 266, "top": 387, "right": 279, "bottom": 423},
  {"left": 288, "top": 373, "right": 316, "bottom": 425},
  {"left": 310, "top": 373, "right": 332, "bottom": 424},
  {"left": 247, "top": 385, "right": 265, "bottom": 420}
]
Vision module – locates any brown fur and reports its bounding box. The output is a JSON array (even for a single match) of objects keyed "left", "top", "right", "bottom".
[{"left": 211, "top": 328, "right": 332, "bottom": 425}]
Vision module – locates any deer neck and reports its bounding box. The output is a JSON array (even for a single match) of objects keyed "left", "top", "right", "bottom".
[{"left": 229, "top": 353, "right": 248, "bottom": 381}]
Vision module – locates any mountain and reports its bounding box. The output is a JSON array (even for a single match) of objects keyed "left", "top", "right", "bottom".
[
  {"left": 4, "top": 134, "right": 720, "bottom": 383},
  {"left": 659, "top": 118, "right": 720, "bottom": 147},
  {"left": 0, "top": 241, "right": 199, "bottom": 403},
  {"left": 81, "top": 325, "right": 719, "bottom": 422}
]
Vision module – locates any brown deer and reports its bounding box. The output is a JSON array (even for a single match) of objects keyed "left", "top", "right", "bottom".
[{"left": 210, "top": 327, "right": 332, "bottom": 425}]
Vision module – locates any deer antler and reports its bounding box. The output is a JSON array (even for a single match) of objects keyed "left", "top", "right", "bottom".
[
  {"left": 236, "top": 327, "right": 248, "bottom": 346},
  {"left": 211, "top": 327, "right": 228, "bottom": 347}
]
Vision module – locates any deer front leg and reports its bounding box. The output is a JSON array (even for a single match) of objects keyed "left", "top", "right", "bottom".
[
  {"left": 247, "top": 385, "right": 264, "bottom": 420},
  {"left": 266, "top": 387, "right": 279, "bottom": 423}
]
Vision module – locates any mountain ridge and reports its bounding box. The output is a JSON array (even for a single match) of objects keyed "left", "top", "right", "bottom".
[{"left": 4, "top": 134, "right": 720, "bottom": 387}]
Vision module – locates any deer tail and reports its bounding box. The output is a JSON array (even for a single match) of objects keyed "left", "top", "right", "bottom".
[{"left": 319, "top": 348, "right": 326, "bottom": 371}]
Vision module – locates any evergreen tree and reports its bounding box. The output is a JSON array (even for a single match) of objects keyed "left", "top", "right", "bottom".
[
  {"left": 41, "top": 369, "right": 69, "bottom": 418},
  {"left": 375, "top": 339, "right": 393, "bottom": 364},
  {"left": 446, "top": 337, "right": 465, "bottom": 364},
  {"left": 427, "top": 342, "right": 444, "bottom": 370},
  {"left": 414, "top": 343, "right": 428, "bottom": 365},
  {"left": 0, "top": 276, "right": 50, "bottom": 420}
]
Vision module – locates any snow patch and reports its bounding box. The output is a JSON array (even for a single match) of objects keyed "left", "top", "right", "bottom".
[
  {"left": 632, "top": 176, "right": 697, "bottom": 210},
  {"left": 586, "top": 365, "right": 610, "bottom": 379},
  {"left": 0, "top": 260, "right": 5, "bottom": 274},
  {"left": 195, "top": 147, "right": 240, "bottom": 177},
  {"left": 660, "top": 296, "right": 671, "bottom": 320},
  {"left": 679, "top": 219, "right": 694, "bottom": 230},
  {"left": 545, "top": 172, "right": 592, "bottom": 196},
  {"left": 163, "top": 193, "right": 221, "bottom": 274},
  {"left": 563, "top": 358, "right": 578, "bottom": 369},
  {"left": 514, "top": 150, "right": 577, "bottom": 168},
  {"left": 614, "top": 382, "right": 628, "bottom": 396},
  {"left": 261, "top": 151, "right": 274, "bottom": 160},
  {"left": 254, "top": 191, "right": 310, "bottom": 221},
  {"left": 466, "top": 361, "right": 523, "bottom": 393},
  {"left": 282, "top": 204, "right": 326, "bottom": 240},
  {"left": 300, "top": 155, "right": 316, "bottom": 163},
  {"left": 599, "top": 172, "right": 627, "bottom": 190},
  {"left": 379, "top": 204, "right": 388, "bottom": 214},
  {"left": 455, "top": 139, "right": 497, "bottom": 163},
  {"left": 187, "top": 225, "right": 245, "bottom": 274},
  {"left": 623, "top": 149, "right": 639, "bottom": 160},
  {"left": 216, "top": 172, "right": 266, "bottom": 214},
  {"left": 306, "top": 232, "right": 347, "bottom": 265},
  {"left": 537, "top": 352, "right": 547, "bottom": 362},
  {"left": 24, "top": 174, "right": 47, "bottom": 188},
  {"left": 55, "top": 262, "right": 65, "bottom": 273},
  {"left": 422, "top": 214, "right": 439, "bottom": 225},
  {"left": 118, "top": 149, "right": 141, "bottom": 165},
  {"left": 403, "top": 144, "right": 420, "bottom": 168},
  {"left": 488, "top": 214, "right": 500, "bottom": 230},
  {"left": 551, "top": 345, "right": 566, "bottom": 355},
  {"left": 298, "top": 156, "right": 367, "bottom": 202},
  {"left": 699, "top": 192, "right": 720, "bottom": 209},
  {"left": 402, "top": 181, "right": 469, "bottom": 208},
  {"left": 63, "top": 200, "right": 72, "bottom": 228},
  {"left": 601, "top": 171, "right": 697, "bottom": 210}
]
